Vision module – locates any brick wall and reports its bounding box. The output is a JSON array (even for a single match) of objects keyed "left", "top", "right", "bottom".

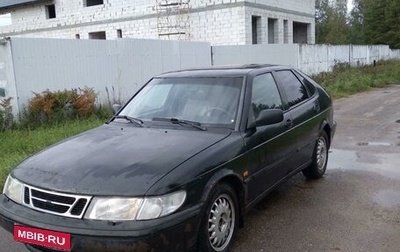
[{"left": 0, "top": 0, "right": 315, "bottom": 45}]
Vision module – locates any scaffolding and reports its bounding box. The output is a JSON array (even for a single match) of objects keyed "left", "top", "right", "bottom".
[{"left": 156, "top": 0, "right": 191, "bottom": 40}]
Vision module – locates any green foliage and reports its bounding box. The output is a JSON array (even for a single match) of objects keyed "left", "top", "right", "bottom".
[
  {"left": 21, "top": 87, "right": 111, "bottom": 128},
  {"left": 316, "top": 0, "right": 349, "bottom": 44},
  {"left": 348, "top": 0, "right": 366, "bottom": 44},
  {"left": 313, "top": 60, "right": 400, "bottom": 98},
  {"left": 0, "top": 97, "right": 14, "bottom": 131},
  {"left": 320, "top": 0, "right": 400, "bottom": 48},
  {"left": 0, "top": 118, "right": 104, "bottom": 188},
  {"left": 363, "top": 0, "right": 388, "bottom": 45}
]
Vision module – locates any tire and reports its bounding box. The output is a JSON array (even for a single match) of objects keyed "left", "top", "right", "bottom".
[
  {"left": 198, "top": 184, "right": 239, "bottom": 252},
  {"left": 302, "top": 131, "right": 329, "bottom": 179}
]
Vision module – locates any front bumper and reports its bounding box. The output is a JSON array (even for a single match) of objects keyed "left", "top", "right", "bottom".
[{"left": 0, "top": 194, "right": 202, "bottom": 252}]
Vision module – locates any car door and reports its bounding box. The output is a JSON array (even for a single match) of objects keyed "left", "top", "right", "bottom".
[
  {"left": 243, "top": 72, "right": 298, "bottom": 204},
  {"left": 274, "top": 69, "right": 320, "bottom": 170}
]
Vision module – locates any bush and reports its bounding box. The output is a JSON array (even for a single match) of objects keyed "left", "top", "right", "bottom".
[
  {"left": 312, "top": 60, "right": 400, "bottom": 98},
  {"left": 22, "top": 87, "right": 111, "bottom": 127},
  {"left": 0, "top": 97, "right": 14, "bottom": 131}
]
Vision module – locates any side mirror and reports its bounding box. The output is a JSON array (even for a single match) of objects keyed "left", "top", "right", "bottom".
[
  {"left": 112, "top": 104, "right": 122, "bottom": 114},
  {"left": 249, "top": 109, "right": 284, "bottom": 128}
]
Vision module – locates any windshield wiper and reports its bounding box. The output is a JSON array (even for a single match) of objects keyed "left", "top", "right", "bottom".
[
  {"left": 114, "top": 115, "right": 143, "bottom": 127},
  {"left": 152, "top": 117, "right": 207, "bottom": 131}
]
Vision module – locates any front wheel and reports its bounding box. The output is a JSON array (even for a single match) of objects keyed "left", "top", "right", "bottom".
[
  {"left": 302, "top": 131, "right": 329, "bottom": 179},
  {"left": 198, "top": 184, "right": 239, "bottom": 252}
]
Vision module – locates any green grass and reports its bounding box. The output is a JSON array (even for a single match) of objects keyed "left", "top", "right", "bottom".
[
  {"left": 0, "top": 117, "right": 105, "bottom": 189},
  {"left": 313, "top": 60, "right": 400, "bottom": 98}
]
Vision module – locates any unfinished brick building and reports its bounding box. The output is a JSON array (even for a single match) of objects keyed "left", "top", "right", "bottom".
[{"left": 0, "top": 0, "right": 315, "bottom": 45}]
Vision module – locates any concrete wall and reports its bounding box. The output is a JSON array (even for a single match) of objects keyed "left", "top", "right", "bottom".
[
  {"left": 2, "top": 37, "right": 400, "bottom": 117},
  {"left": 298, "top": 44, "right": 400, "bottom": 75},
  {"left": 245, "top": 2, "right": 315, "bottom": 45},
  {"left": 213, "top": 44, "right": 400, "bottom": 75},
  {"left": 0, "top": 38, "right": 18, "bottom": 115},
  {"left": 4, "top": 37, "right": 211, "bottom": 115},
  {"left": 212, "top": 44, "right": 299, "bottom": 67}
]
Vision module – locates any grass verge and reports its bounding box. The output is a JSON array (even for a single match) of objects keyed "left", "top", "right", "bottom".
[
  {"left": 0, "top": 117, "right": 104, "bottom": 188},
  {"left": 313, "top": 60, "right": 400, "bottom": 98}
]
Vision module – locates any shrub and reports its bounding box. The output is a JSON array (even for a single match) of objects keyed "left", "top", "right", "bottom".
[
  {"left": 25, "top": 87, "right": 102, "bottom": 126},
  {"left": 0, "top": 97, "right": 14, "bottom": 131}
]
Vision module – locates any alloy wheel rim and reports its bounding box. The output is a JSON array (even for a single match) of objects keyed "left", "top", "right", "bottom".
[
  {"left": 316, "top": 137, "right": 327, "bottom": 171},
  {"left": 207, "top": 194, "right": 235, "bottom": 251}
]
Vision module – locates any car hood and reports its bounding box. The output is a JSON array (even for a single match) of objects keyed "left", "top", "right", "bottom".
[{"left": 12, "top": 124, "right": 231, "bottom": 196}]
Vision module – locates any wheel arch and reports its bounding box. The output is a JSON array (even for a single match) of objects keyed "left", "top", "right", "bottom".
[
  {"left": 319, "top": 119, "right": 332, "bottom": 148},
  {"left": 201, "top": 170, "right": 245, "bottom": 228}
]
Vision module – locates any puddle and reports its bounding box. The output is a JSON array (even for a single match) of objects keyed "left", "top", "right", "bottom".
[
  {"left": 328, "top": 149, "right": 400, "bottom": 180},
  {"left": 357, "top": 142, "right": 393, "bottom": 146},
  {"left": 374, "top": 190, "right": 400, "bottom": 208}
]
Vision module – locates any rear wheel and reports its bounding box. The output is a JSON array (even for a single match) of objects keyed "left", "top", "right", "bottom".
[
  {"left": 198, "top": 184, "right": 239, "bottom": 252},
  {"left": 302, "top": 131, "right": 329, "bottom": 179}
]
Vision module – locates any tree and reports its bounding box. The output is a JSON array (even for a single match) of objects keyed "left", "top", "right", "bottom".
[
  {"left": 363, "top": 0, "right": 388, "bottom": 45},
  {"left": 385, "top": 0, "right": 400, "bottom": 48},
  {"left": 348, "top": 0, "right": 366, "bottom": 44},
  {"left": 353, "top": 0, "right": 400, "bottom": 48},
  {"left": 316, "top": 0, "right": 400, "bottom": 48},
  {"left": 315, "top": 0, "right": 349, "bottom": 44},
  {"left": 315, "top": 0, "right": 330, "bottom": 44}
]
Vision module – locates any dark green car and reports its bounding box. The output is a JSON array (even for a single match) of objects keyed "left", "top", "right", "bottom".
[{"left": 0, "top": 65, "right": 336, "bottom": 252}]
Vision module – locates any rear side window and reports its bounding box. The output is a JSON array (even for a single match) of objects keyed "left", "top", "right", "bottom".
[
  {"left": 275, "top": 70, "right": 308, "bottom": 107},
  {"left": 251, "top": 73, "right": 282, "bottom": 119},
  {"left": 294, "top": 70, "right": 316, "bottom": 95}
]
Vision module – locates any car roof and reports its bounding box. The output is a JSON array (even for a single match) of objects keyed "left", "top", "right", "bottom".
[{"left": 156, "top": 64, "right": 289, "bottom": 78}]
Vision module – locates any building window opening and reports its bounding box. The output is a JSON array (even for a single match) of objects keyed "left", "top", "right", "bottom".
[
  {"left": 293, "top": 21, "right": 309, "bottom": 44},
  {"left": 117, "top": 29, "right": 122, "bottom": 38},
  {"left": 46, "top": 5, "right": 56, "bottom": 19},
  {"left": 84, "top": 0, "right": 104, "bottom": 7},
  {"left": 268, "top": 18, "right": 278, "bottom": 44},
  {"left": 0, "top": 13, "right": 12, "bottom": 26},
  {"left": 284, "top": 20, "right": 289, "bottom": 44},
  {"left": 89, "top": 31, "right": 106, "bottom": 40},
  {"left": 251, "top": 16, "right": 261, "bottom": 44}
]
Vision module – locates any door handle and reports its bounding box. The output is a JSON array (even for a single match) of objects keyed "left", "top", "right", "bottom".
[
  {"left": 314, "top": 103, "right": 320, "bottom": 112},
  {"left": 285, "top": 119, "right": 293, "bottom": 128}
]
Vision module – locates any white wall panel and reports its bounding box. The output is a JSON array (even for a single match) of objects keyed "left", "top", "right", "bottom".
[
  {"left": 8, "top": 37, "right": 211, "bottom": 114},
  {"left": 212, "top": 44, "right": 299, "bottom": 67}
]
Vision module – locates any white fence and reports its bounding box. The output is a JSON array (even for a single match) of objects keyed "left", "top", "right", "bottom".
[
  {"left": 213, "top": 44, "right": 400, "bottom": 75},
  {"left": 0, "top": 37, "right": 211, "bottom": 116},
  {"left": 1, "top": 37, "right": 400, "bottom": 116}
]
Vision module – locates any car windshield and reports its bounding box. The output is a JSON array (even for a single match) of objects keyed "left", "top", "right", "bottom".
[{"left": 118, "top": 77, "right": 243, "bottom": 128}]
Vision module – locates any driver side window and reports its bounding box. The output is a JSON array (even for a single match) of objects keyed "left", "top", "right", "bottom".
[{"left": 251, "top": 73, "right": 283, "bottom": 119}]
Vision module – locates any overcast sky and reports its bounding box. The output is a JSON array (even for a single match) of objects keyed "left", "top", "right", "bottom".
[
  {"left": 347, "top": 0, "right": 354, "bottom": 11},
  {"left": 0, "top": 13, "right": 11, "bottom": 26}
]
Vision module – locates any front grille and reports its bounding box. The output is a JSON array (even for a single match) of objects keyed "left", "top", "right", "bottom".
[
  {"left": 32, "top": 198, "right": 70, "bottom": 213},
  {"left": 31, "top": 189, "right": 75, "bottom": 204},
  {"left": 24, "top": 187, "right": 30, "bottom": 205},
  {"left": 23, "top": 185, "right": 92, "bottom": 219},
  {"left": 71, "top": 198, "right": 88, "bottom": 216}
]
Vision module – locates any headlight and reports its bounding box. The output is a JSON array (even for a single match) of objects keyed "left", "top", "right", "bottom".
[
  {"left": 3, "top": 175, "right": 24, "bottom": 204},
  {"left": 85, "top": 198, "right": 143, "bottom": 221},
  {"left": 137, "top": 190, "right": 186, "bottom": 220},
  {"left": 84, "top": 190, "right": 186, "bottom": 221}
]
